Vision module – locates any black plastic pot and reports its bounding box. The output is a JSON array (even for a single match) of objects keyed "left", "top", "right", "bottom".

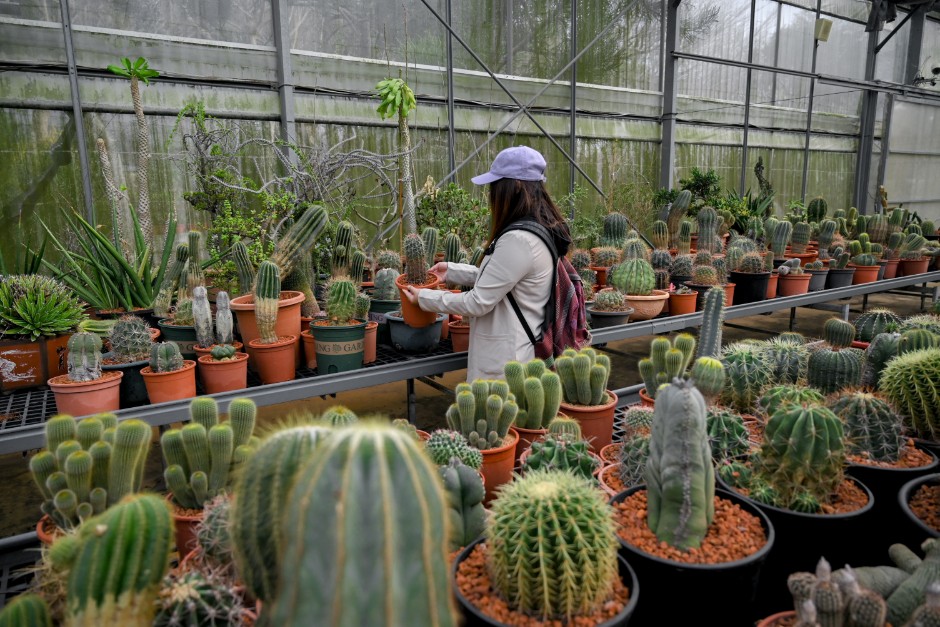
[
  {"left": 611, "top": 486, "right": 774, "bottom": 625},
  {"left": 682, "top": 282, "right": 712, "bottom": 310},
  {"left": 718, "top": 475, "right": 874, "bottom": 617},
  {"left": 670, "top": 273, "right": 691, "bottom": 288},
  {"left": 157, "top": 319, "right": 198, "bottom": 359},
  {"left": 101, "top": 357, "right": 149, "bottom": 408},
  {"left": 877, "top": 260, "right": 888, "bottom": 281},
  {"left": 452, "top": 537, "right": 639, "bottom": 627},
  {"left": 728, "top": 271, "right": 770, "bottom": 305},
  {"left": 806, "top": 268, "right": 829, "bottom": 292},
  {"left": 386, "top": 311, "right": 445, "bottom": 353},
  {"left": 825, "top": 267, "right": 856, "bottom": 289},
  {"left": 368, "top": 299, "right": 400, "bottom": 346},
  {"left": 899, "top": 473, "right": 940, "bottom": 541},
  {"left": 585, "top": 306, "right": 634, "bottom": 329},
  {"left": 771, "top": 258, "right": 788, "bottom": 269}
]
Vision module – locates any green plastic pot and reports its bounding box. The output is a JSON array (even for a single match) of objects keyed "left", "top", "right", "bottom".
[
  {"left": 157, "top": 319, "right": 198, "bottom": 359},
  {"left": 309, "top": 320, "right": 368, "bottom": 374}
]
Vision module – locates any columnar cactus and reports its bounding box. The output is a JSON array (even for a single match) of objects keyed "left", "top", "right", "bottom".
[
  {"left": 49, "top": 493, "right": 172, "bottom": 627},
  {"left": 622, "top": 237, "right": 651, "bottom": 262},
  {"left": 0, "top": 594, "right": 51, "bottom": 627},
  {"left": 523, "top": 435, "right": 599, "bottom": 479},
  {"left": 254, "top": 260, "right": 281, "bottom": 344},
  {"left": 690, "top": 356, "right": 726, "bottom": 402},
  {"left": 422, "top": 226, "right": 440, "bottom": 268},
  {"left": 349, "top": 249, "right": 366, "bottom": 284},
  {"left": 192, "top": 285, "right": 214, "bottom": 349},
  {"left": 355, "top": 290, "right": 370, "bottom": 321},
  {"left": 154, "top": 242, "right": 189, "bottom": 318},
  {"left": 880, "top": 348, "right": 940, "bottom": 439},
  {"left": 601, "top": 212, "right": 629, "bottom": 248},
  {"left": 270, "top": 205, "right": 328, "bottom": 278},
  {"left": 758, "top": 336, "right": 809, "bottom": 385},
  {"left": 487, "top": 470, "right": 618, "bottom": 621},
  {"left": 696, "top": 205, "right": 721, "bottom": 254},
  {"left": 269, "top": 425, "right": 457, "bottom": 626},
  {"left": 720, "top": 342, "right": 772, "bottom": 413},
  {"left": 325, "top": 277, "right": 358, "bottom": 325},
  {"left": 231, "top": 240, "right": 255, "bottom": 296},
  {"left": 373, "top": 267, "right": 401, "bottom": 301},
  {"left": 854, "top": 309, "right": 902, "bottom": 342},
  {"left": 791, "top": 222, "right": 812, "bottom": 254},
  {"left": 817, "top": 220, "right": 838, "bottom": 258},
  {"left": 667, "top": 190, "right": 692, "bottom": 249},
  {"left": 230, "top": 425, "right": 331, "bottom": 603},
  {"left": 108, "top": 315, "right": 153, "bottom": 362},
  {"left": 828, "top": 391, "right": 904, "bottom": 462},
  {"left": 331, "top": 220, "right": 354, "bottom": 277},
  {"left": 445, "top": 379, "right": 519, "bottom": 449},
  {"left": 696, "top": 286, "right": 725, "bottom": 360},
  {"left": 214, "top": 291, "right": 234, "bottom": 345},
  {"left": 186, "top": 231, "right": 205, "bottom": 295},
  {"left": 150, "top": 341, "right": 184, "bottom": 373},
  {"left": 706, "top": 406, "right": 750, "bottom": 461},
  {"left": 807, "top": 197, "right": 828, "bottom": 223},
  {"left": 609, "top": 257, "right": 654, "bottom": 295},
  {"left": 592, "top": 246, "right": 621, "bottom": 268},
  {"left": 443, "top": 232, "right": 461, "bottom": 264},
  {"left": 172, "top": 298, "right": 194, "bottom": 326},
  {"left": 425, "top": 429, "right": 483, "bottom": 469},
  {"left": 618, "top": 433, "right": 651, "bottom": 487},
  {"left": 504, "top": 359, "right": 562, "bottom": 430},
  {"left": 646, "top": 379, "right": 715, "bottom": 549},
  {"left": 652, "top": 220, "right": 669, "bottom": 249},
  {"left": 440, "top": 457, "right": 485, "bottom": 552},
  {"left": 555, "top": 347, "right": 611, "bottom": 406},
  {"left": 677, "top": 219, "right": 693, "bottom": 255},
  {"left": 153, "top": 569, "right": 247, "bottom": 627},
  {"left": 772, "top": 220, "right": 794, "bottom": 259},
  {"left": 753, "top": 404, "right": 845, "bottom": 512},
  {"left": 67, "top": 332, "right": 102, "bottom": 382},
  {"left": 403, "top": 233, "right": 429, "bottom": 285},
  {"left": 638, "top": 333, "right": 696, "bottom": 400}
]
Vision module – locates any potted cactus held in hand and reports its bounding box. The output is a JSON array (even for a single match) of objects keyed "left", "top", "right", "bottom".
[
  {"left": 101, "top": 314, "right": 155, "bottom": 407},
  {"left": 140, "top": 341, "right": 196, "bottom": 403},
  {"left": 395, "top": 233, "right": 441, "bottom": 328},
  {"left": 47, "top": 332, "right": 123, "bottom": 415},
  {"left": 308, "top": 277, "right": 367, "bottom": 374}
]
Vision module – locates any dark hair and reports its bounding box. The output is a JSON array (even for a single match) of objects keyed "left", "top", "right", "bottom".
[{"left": 487, "top": 179, "right": 570, "bottom": 253}]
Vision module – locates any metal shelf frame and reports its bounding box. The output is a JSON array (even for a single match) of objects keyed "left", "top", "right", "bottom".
[{"left": 0, "top": 271, "right": 938, "bottom": 455}]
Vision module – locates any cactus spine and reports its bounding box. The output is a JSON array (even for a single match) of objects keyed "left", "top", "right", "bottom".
[
  {"left": 555, "top": 348, "right": 611, "bottom": 406},
  {"left": 696, "top": 205, "right": 721, "bottom": 254},
  {"left": 696, "top": 286, "right": 725, "bottom": 359},
  {"left": 445, "top": 379, "right": 518, "bottom": 449},
  {"left": 828, "top": 392, "right": 904, "bottom": 463},
  {"left": 231, "top": 240, "right": 255, "bottom": 296},
  {"left": 440, "top": 457, "right": 485, "bottom": 552},
  {"left": 270, "top": 204, "right": 328, "bottom": 277},
  {"left": 254, "top": 260, "right": 281, "bottom": 344},
  {"left": 880, "top": 348, "right": 940, "bottom": 440},
  {"left": 522, "top": 435, "right": 599, "bottom": 479},
  {"left": 404, "top": 233, "right": 429, "bottom": 285},
  {"left": 601, "top": 212, "right": 629, "bottom": 248},
  {"left": 66, "top": 332, "right": 102, "bottom": 382},
  {"left": 149, "top": 341, "right": 184, "bottom": 373},
  {"left": 108, "top": 315, "right": 152, "bottom": 362},
  {"left": 609, "top": 257, "right": 654, "bottom": 295},
  {"left": 325, "top": 277, "right": 358, "bottom": 325},
  {"left": 269, "top": 425, "right": 457, "bottom": 626},
  {"left": 373, "top": 267, "right": 401, "bottom": 301},
  {"left": 154, "top": 242, "right": 189, "bottom": 318},
  {"left": 192, "top": 285, "right": 213, "bottom": 349},
  {"left": 504, "top": 359, "right": 562, "bottom": 429}
]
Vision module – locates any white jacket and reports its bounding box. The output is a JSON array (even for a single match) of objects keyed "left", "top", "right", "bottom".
[{"left": 418, "top": 230, "right": 553, "bottom": 381}]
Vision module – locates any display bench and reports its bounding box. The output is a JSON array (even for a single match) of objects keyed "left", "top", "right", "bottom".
[{"left": 0, "top": 271, "right": 938, "bottom": 456}]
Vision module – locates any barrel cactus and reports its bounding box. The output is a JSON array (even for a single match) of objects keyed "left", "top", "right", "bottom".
[
  {"left": 601, "top": 212, "right": 629, "bottom": 248},
  {"left": 154, "top": 568, "right": 248, "bottom": 627},
  {"left": 486, "top": 469, "right": 618, "bottom": 621},
  {"left": 828, "top": 391, "right": 904, "bottom": 463},
  {"left": 622, "top": 236, "right": 651, "bottom": 262},
  {"left": 862, "top": 331, "right": 900, "bottom": 387},
  {"left": 758, "top": 384, "right": 825, "bottom": 418},
  {"left": 880, "top": 348, "right": 940, "bottom": 440},
  {"left": 108, "top": 315, "right": 153, "bottom": 362},
  {"left": 555, "top": 347, "right": 612, "bottom": 406},
  {"left": 375, "top": 249, "right": 402, "bottom": 272},
  {"left": 706, "top": 406, "right": 750, "bottom": 461},
  {"left": 808, "top": 325, "right": 862, "bottom": 394},
  {"left": 570, "top": 249, "right": 592, "bottom": 270},
  {"left": 320, "top": 405, "right": 359, "bottom": 427},
  {"left": 445, "top": 379, "right": 518, "bottom": 450},
  {"left": 720, "top": 342, "right": 772, "bottom": 413},
  {"left": 758, "top": 336, "right": 809, "bottom": 385},
  {"left": 0, "top": 594, "right": 51, "bottom": 627},
  {"left": 522, "top": 435, "right": 599, "bottom": 479},
  {"left": 504, "top": 359, "right": 562, "bottom": 430},
  {"left": 609, "top": 257, "right": 654, "bottom": 295},
  {"left": 67, "top": 332, "right": 102, "bottom": 382},
  {"left": 689, "top": 356, "right": 725, "bottom": 402},
  {"left": 593, "top": 287, "right": 628, "bottom": 311},
  {"left": 854, "top": 309, "right": 903, "bottom": 343},
  {"left": 898, "top": 328, "right": 940, "bottom": 355},
  {"left": 425, "top": 429, "right": 483, "bottom": 469},
  {"left": 373, "top": 267, "right": 401, "bottom": 301},
  {"left": 548, "top": 416, "right": 583, "bottom": 440},
  {"left": 592, "top": 246, "right": 621, "bottom": 268}
]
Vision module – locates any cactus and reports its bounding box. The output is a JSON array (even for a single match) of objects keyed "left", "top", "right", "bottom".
[
  {"left": 523, "top": 435, "right": 599, "bottom": 479},
  {"left": 195, "top": 494, "right": 235, "bottom": 573},
  {"left": 320, "top": 405, "right": 359, "bottom": 427},
  {"left": 690, "top": 356, "right": 725, "bottom": 402},
  {"left": 618, "top": 433, "right": 651, "bottom": 487},
  {"left": 252, "top": 260, "right": 281, "bottom": 344},
  {"left": 592, "top": 246, "right": 621, "bottom": 267},
  {"left": 828, "top": 391, "right": 904, "bottom": 463},
  {"left": 67, "top": 332, "right": 102, "bottom": 382},
  {"left": 172, "top": 298, "right": 194, "bottom": 326},
  {"left": 791, "top": 222, "right": 811, "bottom": 254},
  {"left": 149, "top": 341, "right": 184, "bottom": 373},
  {"left": 609, "top": 257, "right": 655, "bottom": 295},
  {"left": 185, "top": 231, "right": 206, "bottom": 296},
  {"left": 443, "top": 232, "right": 462, "bottom": 264},
  {"left": 754, "top": 404, "right": 845, "bottom": 511},
  {"left": 0, "top": 594, "right": 51, "bottom": 627},
  {"left": 622, "top": 237, "right": 651, "bottom": 262},
  {"left": 213, "top": 291, "right": 234, "bottom": 345},
  {"left": 593, "top": 287, "right": 628, "bottom": 312},
  {"left": 695, "top": 286, "right": 725, "bottom": 360},
  {"left": 349, "top": 249, "right": 366, "bottom": 284},
  {"left": 638, "top": 334, "right": 696, "bottom": 400},
  {"left": 108, "top": 315, "right": 153, "bottom": 362},
  {"left": 425, "top": 429, "right": 484, "bottom": 469},
  {"left": 154, "top": 243, "right": 189, "bottom": 318},
  {"left": 706, "top": 407, "right": 750, "bottom": 461},
  {"left": 808, "top": 345, "right": 862, "bottom": 394},
  {"left": 758, "top": 384, "right": 825, "bottom": 418},
  {"left": 487, "top": 470, "right": 618, "bottom": 621},
  {"left": 570, "top": 248, "right": 592, "bottom": 270},
  {"left": 824, "top": 317, "right": 857, "bottom": 348},
  {"left": 153, "top": 569, "right": 247, "bottom": 627},
  {"left": 445, "top": 380, "right": 518, "bottom": 449},
  {"left": 758, "top": 337, "right": 809, "bottom": 385},
  {"left": 269, "top": 425, "right": 457, "bottom": 626},
  {"left": 270, "top": 205, "right": 328, "bottom": 278},
  {"left": 880, "top": 348, "right": 940, "bottom": 440},
  {"left": 651, "top": 248, "right": 672, "bottom": 271},
  {"left": 807, "top": 197, "right": 828, "bottom": 223},
  {"left": 691, "top": 264, "right": 719, "bottom": 285},
  {"left": 403, "top": 233, "right": 429, "bottom": 285},
  {"left": 548, "top": 416, "right": 583, "bottom": 440},
  {"left": 853, "top": 308, "right": 902, "bottom": 342},
  {"left": 667, "top": 190, "right": 692, "bottom": 249},
  {"left": 555, "top": 348, "right": 611, "bottom": 406},
  {"left": 324, "top": 277, "right": 359, "bottom": 325},
  {"left": 772, "top": 220, "right": 794, "bottom": 259},
  {"left": 422, "top": 226, "right": 440, "bottom": 268},
  {"left": 230, "top": 425, "right": 330, "bottom": 603},
  {"left": 862, "top": 331, "right": 900, "bottom": 387},
  {"left": 905, "top": 580, "right": 940, "bottom": 627},
  {"left": 375, "top": 249, "right": 402, "bottom": 272},
  {"left": 677, "top": 219, "right": 693, "bottom": 255},
  {"left": 330, "top": 220, "right": 354, "bottom": 277},
  {"left": 440, "top": 457, "right": 485, "bottom": 552},
  {"left": 231, "top": 240, "right": 255, "bottom": 296},
  {"left": 817, "top": 220, "right": 838, "bottom": 257},
  {"left": 371, "top": 266, "right": 402, "bottom": 303},
  {"left": 651, "top": 220, "right": 669, "bottom": 249},
  {"left": 720, "top": 342, "right": 772, "bottom": 413},
  {"left": 901, "top": 314, "right": 940, "bottom": 335},
  {"left": 671, "top": 253, "right": 694, "bottom": 277},
  {"left": 646, "top": 379, "right": 714, "bottom": 549},
  {"left": 48, "top": 493, "right": 172, "bottom": 627},
  {"left": 192, "top": 285, "right": 214, "bottom": 349},
  {"left": 601, "top": 212, "right": 629, "bottom": 248},
  {"left": 696, "top": 205, "right": 721, "bottom": 254},
  {"left": 504, "top": 359, "right": 562, "bottom": 429},
  {"left": 354, "top": 290, "right": 370, "bottom": 321},
  {"left": 899, "top": 328, "right": 940, "bottom": 355}
]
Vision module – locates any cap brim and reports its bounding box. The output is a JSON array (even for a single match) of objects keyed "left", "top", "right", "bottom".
[{"left": 471, "top": 172, "right": 501, "bottom": 185}]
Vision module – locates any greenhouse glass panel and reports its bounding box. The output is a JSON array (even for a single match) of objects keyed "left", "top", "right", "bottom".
[
  {"left": 744, "top": 138, "right": 807, "bottom": 214},
  {"left": 675, "top": 125, "right": 745, "bottom": 195},
  {"left": 69, "top": 0, "right": 274, "bottom": 46},
  {"left": 676, "top": 0, "right": 751, "bottom": 63},
  {"left": 0, "top": 0, "right": 60, "bottom": 21},
  {"left": 575, "top": 0, "right": 662, "bottom": 91},
  {"left": 677, "top": 60, "right": 747, "bottom": 127},
  {"left": 813, "top": 18, "right": 865, "bottom": 117},
  {"left": 750, "top": 70, "right": 811, "bottom": 132},
  {"left": 811, "top": 84, "right": 862, "bottom": 133},
  {"left": 874, "top": 10, "right": 910, "bottom": 83},
  {"left": 885, "top": 99, "right": 940, "bottom": 218},
  {"left": 821, "top": 0, "right": 870, "bottom": 22},
  {"left": 775, "top": 4, "right": 815, "bottom": 73},
  {"left": 805, "top": 135, "right": 857, "bottom": 211},
  {"left": 0, "top": 2, "right": 64, "bottom": 66},
  {"left": 920, "top": 18, "right": 940, "bottom": 94},
  {"left": 752, "top": 0, "right": 781, "bottom": 70}
]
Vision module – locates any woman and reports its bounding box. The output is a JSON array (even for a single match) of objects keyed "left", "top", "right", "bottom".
[{"left": 402, "top": 146, "right": 571, "bottom": 381}]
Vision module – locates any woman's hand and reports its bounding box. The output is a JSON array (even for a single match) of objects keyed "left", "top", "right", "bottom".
[
  {"left": 429, "top": 262, "right": 449, "bottom": 283},
  {"left": 402, "top": 285, "right": 423, "bottom": 305}
]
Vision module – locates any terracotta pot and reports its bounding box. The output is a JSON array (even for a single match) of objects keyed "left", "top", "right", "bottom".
[
  {"left": 898, "top": 257, "right": 930, "bottom": 276},
  {"left": 168, "top": 495, "right": 203, "bottom": 556},
  {"left": 149, "top": 327, "right": 161, "bottom": 342},
  {"left": 48, "top": 370, "right": 123, "bottom": 416},
  {"left": 765, "top": 272, "right": 778, "bottom": 299},
  {"left": 512, "top": 425, "right": 548, "bottom": 466},
  {"left": 786, "top": 251, "right": 819, "bottom": 266},
  {"left": 668, "top": 291, "right": 697, "bottom": 316},
  {"left": 36, "top": 515, "right": 61, "bottom": 546},
  {"left": 140, "top": 360, "right": 197, "bottom": 404},
  {"left": 849, "top": 264, "right": 880, "bottom": 285},
  {"left": 247, "top": 335, "right": 298, "bottom": 384},
  {"left": 480, "top": 427, "right": 519, "bottom": 506},
  {"left": 776, "top": 273, "right": 812, "bottom": 297},
  {"left": 638, "top": 387, "right": 655, "bottom": 408},
  {"left": 560, "top": 390, "right": 618, "bottom": 452},
  {"left": 851, "top": 340, "right": 870, "bottom": 350},
  {"left": 449, "top": 321, "right": 470, "bottom": 352},
  {"left": 193, "top": 341, "right": 244, "bottom": 360},
  {"left": 363, "top": 321, "right": 378, "bottom": 365},
  {"left": 723, "top": 282, "right": 735, "bottom": 306},
  {"left": 0, "top": 333, "right": 70, "bottom": 392},
  {"left": 299, "top": 330, "right": 318, "bottom": 370},
  {"left": 756, "top": 611, "right": 795, "bottom": 627},
  {"left": 394, "top": 273, "right": 442, "bottom": 328},
  {"left": 229, "top": 291, "right": 304, "bottom": 368},
  {"left": 196, "top": 353, "right": 249, "bottom": 394},
  {"left": 590, "top": 265, "right": 609, "bottom": 288},
  {"left": 623, "top": 289, "right": 669, "bottom": 321},
  {"left": 882, "top": 258, "right": 900, "bottom": 279}
]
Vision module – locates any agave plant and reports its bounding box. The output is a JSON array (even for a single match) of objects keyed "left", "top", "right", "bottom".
[{"left": 0, "top": 275, "right": 86, "bottom": 341}]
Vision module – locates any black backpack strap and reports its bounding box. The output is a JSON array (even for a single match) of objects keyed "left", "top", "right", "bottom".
[{"left": 497, "top": 221, "right": 558, "bottom": 348}]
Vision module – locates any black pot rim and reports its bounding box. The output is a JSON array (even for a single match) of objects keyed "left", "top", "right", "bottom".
[
  {"left": 827, "top": 267, "right": 856, "bottom": 274},
  {"left": 728, "top": 270, "right": 771, "bottom": 277},
  {"left": 452, "top": 537, "right": 639, "bottom": 627},
  {"left": 585, "top": 306, "right": 635, "bottom": 317},
  {"left": 611, "top": 485, "right": 775, "bottom": 570},
  {"left": 847, "top": 445, "right": 939, "bottom": 475},
  {"left": 898, "top": 472, "right": 940, "bottom": 539},
  {"left": 385, "top": 311, "right": 446, "bottom": 323},
  {"left": 157, "top": 319, "right": 195, "bottom": 331},
  {"left": 717, "top": 474, "right": 874, "bottom": 519},
  {"left": 101, "top": 356, "right": 149, "bottom": 369}
]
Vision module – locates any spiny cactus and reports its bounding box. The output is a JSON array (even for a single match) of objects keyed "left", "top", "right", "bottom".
[
  {"left": 772, "top": 221, "right": 794, "bottom": 259},
  {"left": 231, "top": 240, "right": 255, "bottom": 296},
  {"left": 425, "top": 429, "right": 483, "bottom": 469},
  {"left": 440, "top": 457, "right": 485, "bottom": 552},
  {"left": 67, "top": 332, "right": 102, "bottom": 382},
  {"left": 809, "top": 328, "right": 863, "bottom": 394},
  {"left": 548, "top": 416, "right": 583, "bottom": 440},
  {"left": 667, "top": 190, "right": 692, "bottom": 249},
  {"left": 696, "top": 286, "right": 725, "bottom": 360},
  {"left": 601, "top": 212, "right": 629, "bottom": 248},
  {"left": 638, "top": 334, "right": 696, "bottom": 400},
  {"left": 373, "top": 267, "right": 401, "bottom": 301},
  {"left": 817, "top": 220, "right": 838, "bottom": 258},
  {"left": 671, "top": 253, "right": 694, "bottom": 277},
  {"left": 192, "top": 285, "right": 214, "bottom": 349},
  {"left": 720, "top": 342, "right": 772, "bottom": 413},
  {"left": 324, "top": 277, "right": 358, "bottom": 325},
  {"left": 375, "top": 249, "right": 403, "bottom": 272},
  {"left": 330, "top": 220, "right": 354, "bottom": 277},
  {"left": 522, "top": 435, "right": 599, "bottom": 479},
  {"left": 0, "top": 594, "right": 51, "bottom": 627},
  {"left": 758, "top": 336, "right": 809, "bottom": 385},
  {"left": 149, "top": 341, "right": 184, "bottom": 373},
  {"left": 824, "top": 317, "right": 857, "bottom": 349},
  {"left": 422, "top": 226, "right": 440, "bottom": 268},
  {"left": 853, "top": 309, "right": 902, "bottom": 342},
  {"left": 899, "top": 328, "right": 940, "bottom": 355},
  {"left": 677, "top": 219, "right": 693, "bottom": 255},
  {"left": 790, "top": 222, "right": 812, "bottom": 254},
  {"left": 172, "top": 298, "right": 194, "bottom": 326},
  {"left": 807, "top": 197, "right": 828, "bottom": 223},
  {"left": 354, "top": 290, "right": 370, "bottom": 321},
  {"left": 349, "top": 249, "right": 366, "bottom": 284},
  {"left": 593, "top": 287, "right": 628, "bottom": 311},
  {"left": 901, "top": 314, "right": 940, "bottom": 335},
  {"left": 320, "top": 405, "right": 359, "bottom": 427},
  {"left": 706, "top": 407, "right": 750, "bottom": 461},
  {"left": 269, "top": 425, "right": 457, "bottom": 626},
  {"left": 186, "top": 231, "right": 206, "bottom": 295},
  {"left": 445, "top": 380, "right": 518, "bottom": 449},
  {"left": 504, "top": 359, "right": 562, "bottom": 430},
  {"left": 108, "top": 315, "right": 153, "bottom": 362},
  {"left": 758, "top": 384, "right": 825, "bottom": 418},
  {"left": 592, "top": 246, "right": 621, "bottom": 268},
  {"left": 270, "top": 205, "right": 328, "bottom": 278},
  {"left": 153, "top": 569, "right": 248, "bottom": 627},
  {"left": 828, "top": 391, "right": 904, "bottom": 463},
  {"left": 253, "top": 260, "right": 282, "bottom": 344},
  {"left": 651, "top": 220, "right": 669, "bottom": 249},
  {"left": 486, "top": 470, "right": 618, "bottom": 621},
  {"left": 555, "top": 347, "right": 611, "bottom": 406},
  {"left": 214, "top": 291, "right": 234, "bottom": 345},
  {"left": 862, "top": 331, "right": 900, "bottom": 387},
  {"left": 49, "top": 493, "right": 172, "bottom": 627},
  {"left": 443, "top": 232, "right": 461, "bottom": 264},
  {"left": 646, "top": 379, "right": 714, "bottom": 549},
  {"left": 618, "top": 433, "right": 651, "bottom": 487},
  {"left": 195, "top": 494, "right": 235, "bottom": 574},
  {"left": 651, "top": 248, "right": 672, "bottom": 271},
  {"left": 570, "top": 249, "right": 592, "bottom": 270},
  {"left": 690, "top": 356, "right": 725, "bottom": 402},
  {"left": 154, "top": 243, "right": 189, "bottom": 318},
  {"left": 691, "top": 264, "right": 719, "bottom": 286},
  {"left": 609, "top": 257, "right": 654, "bottom": 295},
  {"left": 403, "top": 233, "right": 429, "bottom": 285},
  {"left": 880, "top": 348, "right": 940, "bottom": 440},
  {"left": 622, "top": 237, "right": 651, "bottom": 262},
  {"left": 696, "top": 206, "right": 722, "bottom": 254},
  {"left": 230, "top": 425, "right": 331, "bottom": 603}
]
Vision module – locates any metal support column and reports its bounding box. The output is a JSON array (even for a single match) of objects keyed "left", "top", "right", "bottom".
[
  {"left": 800, "top": 0, "right": 823, "bottom": 202},
  {"left": 569, "top": 0, "right": 578, "bottom": 217},
  {"left": 659, "top": 0, "right": 681, "bottom": 191},
  {"left": 876, "top": 93, "right": 894, "bottom": 189},
  {"left": 853, "top": 27, "right": 880, "bottom": 211},
  {"left": 445, "top": 0, "right": 456, "bottom": 176},
  {"left": 905, "top": 7, "right": 927, "bottom": 85},
  {"left": 740, "top": 0, "right": 757, "bottom": 194},
  {"left": 271, "top": 0, "right": 298, "bottom": 165},
  {"left": 57, "top": 0, "right": 94, "bottom": 223}
]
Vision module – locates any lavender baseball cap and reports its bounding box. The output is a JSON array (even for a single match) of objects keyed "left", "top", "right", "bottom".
[{"left": 471, "top": 146, "right": 547, "bottom": 185}]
